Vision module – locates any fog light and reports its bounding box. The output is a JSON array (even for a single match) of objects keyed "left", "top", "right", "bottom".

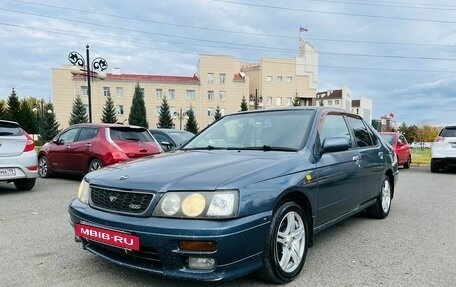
[{"left": 188, "top": 257, "right": 216, "bottom": 270}]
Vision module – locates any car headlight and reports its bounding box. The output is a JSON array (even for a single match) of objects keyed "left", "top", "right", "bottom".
[
  {"left": 153, "top": 190, "right": 239, "bottom": 219},
  {"left": 77, "top": 179, "right": 90, "bottom": 204}
]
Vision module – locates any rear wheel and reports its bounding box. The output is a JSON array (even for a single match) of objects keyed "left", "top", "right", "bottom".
[
  {"left": 89, "top": 159, "right": 103, "bottom": 172},
  {"left": 38, "top": 156, "right": 52, "bottom": 178},
  {"left": 430, "top": 161, "right": 439, "bottom": 173},
  {"left": 258, "top": 201, "right": 308, "bottom": 284},
  {"left": 14, "top": 178, "right": 36, "bottom": 191},
  {"left": 367, "top": 175, "right": 392, "bottom": 219}
]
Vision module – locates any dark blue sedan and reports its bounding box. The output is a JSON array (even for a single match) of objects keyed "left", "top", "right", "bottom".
[{"left": 69, "top": 107, "right": 398, "bottom": 284}]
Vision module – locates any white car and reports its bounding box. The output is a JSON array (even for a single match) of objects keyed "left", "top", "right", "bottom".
[
  {"left": 0, "top": 120, "right": 38, "bottom": 190},
  {"left": 431, "top": 125, "right": 456, "bottom": 173}
]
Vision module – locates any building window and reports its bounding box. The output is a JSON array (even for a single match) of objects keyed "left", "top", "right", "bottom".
[
  {"left": 186, "top": 90, "right": 196, "bottom": 100},
  {"left": 116, "top": 105, "right": 124, "bottom": 115},
  {"left": 219, "top": 73, "right": 226, "bottom": 84},
  {"left": 207, "top": 73, "right": 214, "bottom": 83},
  {"left": 81, "top": 86, "right": 88, "bottom": 96},
  {"left": 286, "top": 97, "right": 292, "bottom": 106},
  {"left": 116, "top": 87, "right": 123, "bottom": 98},
  {"left": 207, "top": 108, "right": 214, "bottom": 117},
  {"left": 287, "top": 76, "right": 293, "bottom": 83},
  {"left": 267, "top": 76, "right": 273, "bottom": 82},
  {"left": 156, "top": 89, "right": 163, "bottom": 99},
  {"left": 276, "top": 97, "right": 282, "bottom": 106},
  {"left": 168, "top": 89, "right": 175, "bottom": 100},
  {"left": 277, "top": 76, "right": 282, "bottom": 82},
  {"left": 103, "top": 87, "right": 110, "bottom": 97},
  {"left": 335, "top": 99, "right": 340, "bottom": 105},
  {"left": 267, "top": 97, "right": 272, "bottom": 106},
  {"left": 140, "top": 88, "right": 145, "bottom": 97},
  {"left": 220, "top": 108, "right": 225, "bottom": 116},
  {"left": 328, "top": 100, "right": 332, "bottom": 106},
  {"left": 219, "top": 91, "right": 226, "bottom": 101},
  {"left": 207, "top": 90, "right": 214, "bottom": 100}
]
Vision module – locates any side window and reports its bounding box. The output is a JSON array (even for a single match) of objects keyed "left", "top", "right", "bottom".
[
  {"left": 59, "top": 128, "right": 80, "bottom": 144},
  {"left": 399, "top": 135, "right": 408, "bottom": 145},
  {"left": 78, "top": 128, "right": 98, "bottom": 141},
  {"left": 346, "top": 116, "right": 374, "bottom": 147},
  {"left": 319, "top": 114, "right": 351, "bottom": 147}
]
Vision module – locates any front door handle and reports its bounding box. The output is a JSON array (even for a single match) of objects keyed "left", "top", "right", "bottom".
[
  {"left": 378, "top": 152, "right": 384, "bottom": 159},
  {"left": 65, "top": 145, "right": 71, "bottom": 150},
  {"left": 85, "top": 143, "right": 92, "bottom": 148}
]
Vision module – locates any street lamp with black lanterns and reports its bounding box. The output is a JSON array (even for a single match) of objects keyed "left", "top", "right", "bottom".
[
  {"left": 173, "top": 108, "right": 188, "bottom": 130},
  {"left": 249, "top": 88, "right": 263, "bottom": 110},
  {"left": 68, "top": 44, "right": 108, "bottom": 123}
]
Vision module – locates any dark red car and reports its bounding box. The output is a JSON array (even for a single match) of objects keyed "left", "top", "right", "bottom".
[
  {"left": 380, "top": 132, "right": 411, "bottom": 168},
  {"left": 38, "top": 123, "right": 163, "bottom": 177}
]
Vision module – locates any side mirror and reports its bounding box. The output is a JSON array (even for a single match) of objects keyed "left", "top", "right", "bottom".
[
  {"left": 321, "top": 137, "right": 350, "bottom": 153},
  {"left": 53, "top": 139, "right": 64, "bottom": 145}
]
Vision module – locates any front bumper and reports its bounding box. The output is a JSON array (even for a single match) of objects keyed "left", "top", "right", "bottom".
[{"left": 69, "top": 199, "right": 271, "bottom": 281}]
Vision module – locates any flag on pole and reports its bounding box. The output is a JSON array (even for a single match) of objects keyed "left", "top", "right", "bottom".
[{"left": 299, "top": 27, "right": 308, "bottom": 32}]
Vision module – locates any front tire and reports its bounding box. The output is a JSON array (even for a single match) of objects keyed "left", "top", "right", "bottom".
[
  {"left": 367, "top": 175, "right": 392, "bottom": 219},
  {"left": 430, "top": 161, "right": 439, "bottom": 173},
  {"left": 258, "top": 201, "right": 308, "bottom": 284},
  {"left": 14, "top": 178, "right": 36, "bottom": 191}
]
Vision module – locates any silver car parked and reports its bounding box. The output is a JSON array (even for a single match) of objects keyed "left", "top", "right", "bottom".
[{"left": 0, "top": 120, "right": 38, "bottom": 190}]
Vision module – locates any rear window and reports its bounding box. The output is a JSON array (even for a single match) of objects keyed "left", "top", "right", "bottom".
[
  {"left": 109, "top": 127, "right": 154, "bottom": 142},
  {"left": 440, "top": 127, "right": 456, "bottom": 137},
  {"left": 0, "top": 122, "right": 23, "bottom": 136},
  {"left": 381, "top": 134, "right": 395, "bottom": 145}
]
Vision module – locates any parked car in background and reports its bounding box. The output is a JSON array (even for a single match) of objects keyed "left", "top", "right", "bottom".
[
  {"left": 410, "top": 142, "right": 432, "bottom": 149},
  {"left": 149, "top": 128, "right": 194, "bottom": 151},
  {"left": 69, "top": 107, "right": 398, "bottom": 284},
  {"left": 38, "top": 123, "right": 162, "bottom": 177},
  {"left": 431, "top": 125, "right": 456, "bottom": 173},
  {"left": 0, "top": 120, "right": 37, "bottom": 190},
  {"left": 380, "top": 132, "right": 411, "bottom": 168}
]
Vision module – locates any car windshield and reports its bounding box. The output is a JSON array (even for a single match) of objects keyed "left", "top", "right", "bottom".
[
  {"left": 109, "top": 127, "right": 155, "bottom": 142},
  {"left": 183, "top": 109, "right": 314, "bottom": 151},
  {"left": 381, "top": 134, "right": 395, "bottom": 145}
]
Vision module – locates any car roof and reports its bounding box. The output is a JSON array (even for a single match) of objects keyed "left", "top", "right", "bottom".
[{"left": 69, "top": 123, "right": 146, "bottom": 129}]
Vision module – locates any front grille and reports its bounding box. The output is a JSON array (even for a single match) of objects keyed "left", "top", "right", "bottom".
[{"left": 90, "top": 187, "right": 153, "bottom": 215}]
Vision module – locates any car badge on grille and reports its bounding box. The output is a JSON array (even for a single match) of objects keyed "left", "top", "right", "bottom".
[
  {"left": 129, "top": 203, "right": 142, "bottom": 210},
  {"left": 120, "top": 175, "right": 129, "bottom": 181},
  {"left": 109, "top": 195, "right": 117, "bottom": 202}
]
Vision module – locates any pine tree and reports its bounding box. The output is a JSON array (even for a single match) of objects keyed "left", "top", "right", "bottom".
[
  {"left": 214, "top": 106, "right": 222, "bottom": 122},
  {"left": 69, "top": 95, "right": 88, "bottom": 125},
  {"left": 158, "top": 97, "right": 173, "bottom": 128},
  {"left": 184, "top": 108, "right": 198, "bottom": 134},
  {"left": 40, "top": 103, "right": 60, "bottom": 143},
  {"left": 18, "top": 99, "right": 38, "bottom": 134},
  {"left": 240, "top": 96, "right": 248, "bottom": 111},
  {"left": 6, "top": 88, "right": 21, "bottom": 122},
  {"left": 101, "top": 92, "right": 117, "bottom": 123},
  {"left": 128, "top": 83, "right": 149, "bottom": 128},
  {"left": 292, "top": 92, "right": 301, "bottom": 106}
]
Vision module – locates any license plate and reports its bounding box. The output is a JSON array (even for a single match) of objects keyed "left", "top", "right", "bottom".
[
  {"left": 75, "top": 223, "right": 140, "bottom": 251},
  {"left": 0, "top": 168, "right": 16, "bottom": 177}
]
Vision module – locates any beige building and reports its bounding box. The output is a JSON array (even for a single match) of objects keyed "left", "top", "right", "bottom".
[{"left": 52, "top": 39, "right": 318, "bottom": 130}]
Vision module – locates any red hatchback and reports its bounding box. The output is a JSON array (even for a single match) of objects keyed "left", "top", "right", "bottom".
[
  {"left": 380, "top": 132, "right": 411, "bottom": 169},
  {"left": 38, "top": 123, "right": 162, "bottom": 177}
]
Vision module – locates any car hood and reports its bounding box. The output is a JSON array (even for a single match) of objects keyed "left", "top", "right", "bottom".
[{"left": 86, "top": 150, "right": 304, "bottom": 192}]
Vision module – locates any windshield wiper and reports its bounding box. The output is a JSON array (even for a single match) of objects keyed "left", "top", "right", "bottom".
[
  {"left": 232, "top": 145, "right": 298, "bottom": 152},
  {"left": 182, "top": 145, "right": 228, "bottom": 150}
]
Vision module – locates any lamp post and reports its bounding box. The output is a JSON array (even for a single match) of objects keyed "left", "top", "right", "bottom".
[
  {"left": 68, "top": 44, "right": 108, "bottom": 123},
  {"left": 173, "top": 108, "right": 188, "bottom": 130},
  {"left": 249, "top": 89, "right": 263, "bottom": 110}
]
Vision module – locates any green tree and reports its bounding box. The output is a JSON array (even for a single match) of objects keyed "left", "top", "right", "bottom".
[
  {"left": 240, "top": 96, "right": 248, "bottom": 111},
  {"left": 214, "top": 106, "right": 222, "bottom": 122},
  {"left": 18, "top": 99, "right": 38, "bottom": 134},
  {"left": 128, "top": 83, "right": 149, "bottom": 128},
  {"left": 398, "top": 122, "right": 418, "bottom": 143},
  {"left": 101, "top": 92, "right": 118, "bottom": 123},
  {"left": 184, "top": 108, "right": 198, "bottom": 134},
  {"left": 0, "top": 100, "right": 7, "bottom": 120},
  {"left": 6, "top": 88, "right": 21, "bottom": 122},
  {"left": 40, "top": 103, "right": 60, "bottom": 143},
  {"left": 69, "top": 95, "right": 88, "bottom": 125},
  {"left": 158, "top": 97, "right": 173, "bottom": 128},
  {"left": 292, "top": 92, "right": 301, "bottom": 106}
]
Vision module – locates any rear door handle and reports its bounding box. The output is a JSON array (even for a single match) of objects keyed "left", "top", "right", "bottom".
[
  {"left": 352, "top": 155, "right": 359, "bottom": 162},
  {"left": 378, "top": 152, "right": 384, "bottom": 159},
  {"left": 85, "top": 143, "right": 92, "bottom": 148}
]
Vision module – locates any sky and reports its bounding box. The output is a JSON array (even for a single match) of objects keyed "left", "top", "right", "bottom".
[{"left": 1, "top": 0, "right": 455, "bottom": 126}]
